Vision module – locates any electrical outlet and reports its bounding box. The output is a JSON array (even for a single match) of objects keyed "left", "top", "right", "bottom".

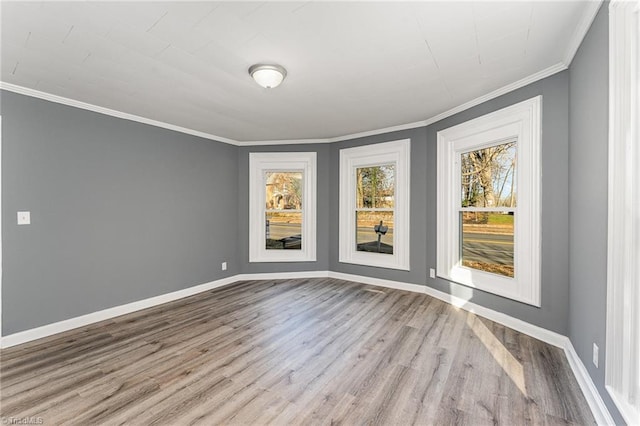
[
  {"left": 429, "top": 268, "right": 436, "bottom": 279},
  {"left": 593, "top": 343, "right": 599, "bottom": 368},
  {"left": 221, "top": 262, "right": 227, "bottom": 271},
  {"left": 17, "top": 211, "right": 31, "bottom": 225}
]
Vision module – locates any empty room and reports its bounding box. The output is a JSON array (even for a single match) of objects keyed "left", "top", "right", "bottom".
[{"left": 0, "top": 1, "right": 638, "bottom": 425}]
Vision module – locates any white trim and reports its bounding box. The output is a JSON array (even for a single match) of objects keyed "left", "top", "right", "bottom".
[
  {"left": 565, "top": 341, "right": 617, "bottom": 426},
  {"left": 563, "top": 1, "right": 604, "bottom": 67},
  {"left": 328, "top": 271, "right": 426, "bottom": 294},
  {"left": 327, "top": 271, "right": 614, "bottom": 425},
  {"left": 237, "top": 63, "right": 567, "bottom": 146},
  {"left": 328, "top": 271, "right": 564, "bottom": 348},
  {"left": 0, "top": 271, "right": 331, "bottom": 348},
  {"left": 248, "top": 152, "right": 317, "bottom": 263},
  {"left": 0, "top": 269, "right": 615, "bottom": 424},
  {"left": 0, "top": 1, "right": 3, "bottom": 342},
  {"left": 0, "top": 271, "right": 556, "bottom": 348},
  {"left": 0, "top": 82, "right": 238, "bottom": 146},
  {"left": 437, "top": 96, "right": 542, "bottom": 307},
  {"left": 606, "top": 386, "right": 639, "bottom": 426},
  {"left": 235, "top": 138, "right": 332, "bottom": 147},
  {"left": 606, "top": 2, "right": 640, "bottom": 425},
  {"left": 424, "top": 284, "right": 565, "bottom": 349},
  {"left": 411, "top": 63, "right": 563, "bottom": 134},
  {"left": 1, "top": 63, "right": 568, "bottom": 147},
  {"left": 0, "top": 275, "right": 239, "bottom": 348},
  {"left": 0, "top": 116, "right": 3, "bottom": 341},
  {"left": 338, "top": 139, "right": 410, "bottom": 271},
  {"left": 235, "top": 271, "right": 329, "bottom": 281}
]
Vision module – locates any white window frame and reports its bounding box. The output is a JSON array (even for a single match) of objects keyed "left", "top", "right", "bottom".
[
  {"left": 249, "top": 152, "right": 316, "bottom": 263},
  {"left": 437, "top": 96, "right": 541, "bottom": 306},
  {"left": 339, "top": 139, "right": 410, "bottom": 271},
  {"left": 606, "top": 2, "right": 640, "bottom": 424}
]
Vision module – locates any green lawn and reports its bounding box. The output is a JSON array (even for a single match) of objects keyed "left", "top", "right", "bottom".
[{"left": 487, "top": 213, "right": 514, "bottom": 225}]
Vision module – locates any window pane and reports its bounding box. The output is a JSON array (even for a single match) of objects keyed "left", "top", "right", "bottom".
[
  {"left": 356, "top": 211, "right": 393, "bottom": 254},
  {"left": 356, "top": 165, "right": 395, "bottom": 208},
  {"left": 266, "top": 212, "right": 302, "bottom": 250},
  {"left": 461, "top": 142, "right": 516, "bottom": 208},
  {"left": 265, "top": 172, "right": 303, "bottom": 210},
  {"left": 461, "top": 212, "right": 514, "bottom": 277}
]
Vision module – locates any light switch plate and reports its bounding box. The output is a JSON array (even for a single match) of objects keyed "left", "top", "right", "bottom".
[{"left": 17, "top": 211, "right": 31, "bottom": 225}]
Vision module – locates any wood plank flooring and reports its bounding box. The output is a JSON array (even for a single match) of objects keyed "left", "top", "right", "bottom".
[{"left": 0, "top": 278, "right": 595, "bottom": 425}]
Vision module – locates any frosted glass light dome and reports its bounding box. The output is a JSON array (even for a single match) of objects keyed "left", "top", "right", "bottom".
[{"left": 249, "top": 64, "right": 287, "bottom": 89}]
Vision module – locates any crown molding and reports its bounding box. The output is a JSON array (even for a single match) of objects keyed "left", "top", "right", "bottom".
[
  {"left": 0, "top": 82, "right": 239, "bottom": 146},
  {"left": 1, "top": 61, "right": 567, "bottom": 147},
  {"left": 563, "top": 1, "right": 603, "bottom": 66},
  {"left": 238, "top": 62, "right": 567, "bottom": 145},
  {"left": 327, "top": 120, "right": 429, "bottom": 144},
  {"left": 418, "top": 62, "right": 566, "bottom": 128},
  {"left": 235, "top": 138, "right": 331, "bottom": 146}
]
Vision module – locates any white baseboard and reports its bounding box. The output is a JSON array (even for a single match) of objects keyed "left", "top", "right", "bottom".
[
  {"left": 0, "top": 275, "right": 239, "bottom": 348},
  {"left": 235, "top": 270, "right": 329, "bottom": 281},
  {"left": 0, "top": 269, "right": 615, "bottom": 424},
  {"left": 327, "top": 270, "right": 614, "bottom": 424},
  {"left": 0, "top": 271, "right": 330, "bottom": 348},
  {"left": 422, "top": 285, "right": 568, "bottom": 348},
  {"left": 564, "top": 340, "right": 616, "bottom": 425},
  {"left": 327, "top": 271, "right": 426, "bottom": 294},
  {"left": 327, "top": 271, "right": 567, "bottom": 347},
  {"left": 0, "top": 267, "right": 571, "bottom": 352}
]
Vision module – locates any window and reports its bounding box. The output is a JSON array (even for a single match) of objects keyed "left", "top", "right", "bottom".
[
  {"left": 356, "top": 165, "right": 395, "bottom": 254},
  {"left": 437, "top": 96, "right": 541, "bottom": 306},
  {"left": 339, "top": 139, "right": 410, "bottom": 270},
  {"left": 459, "top": 142, "right": 517, "bottom": 278},
  {"left": 606, "top": 2, "right": 640, "bottom": 423},
  {"left": 249, "top": 152, "right": 316, "bottom": 262}
]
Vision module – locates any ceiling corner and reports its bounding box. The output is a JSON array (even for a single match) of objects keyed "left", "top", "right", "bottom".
[{"left": 562, "top": 1, "right": 604, "bottom": 67}]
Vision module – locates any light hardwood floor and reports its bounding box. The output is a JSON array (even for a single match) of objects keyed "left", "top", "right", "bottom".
[{"left": 1, "top": 278, "right": 594, "bottom": 425}]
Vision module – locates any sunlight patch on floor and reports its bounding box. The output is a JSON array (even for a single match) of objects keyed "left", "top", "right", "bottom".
[{"left": 467, "top": 315, "right": 527, "bottom": 395}]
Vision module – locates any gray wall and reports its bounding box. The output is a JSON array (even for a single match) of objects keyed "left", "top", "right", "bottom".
[
  {"left": 568, "top": 5, "right": 625, "bottom": 424},
  {"left": 0, "top": 71, "right": 579, "bottom": 339},
  {"left": 329, "top": 72, "right": 571, "bottom": 335},
  {"left": 237, "top": 144, "right": 330, "bottom": 274},
  {"left": 1, "top": 90, "right": 239, "bottom": 335}
]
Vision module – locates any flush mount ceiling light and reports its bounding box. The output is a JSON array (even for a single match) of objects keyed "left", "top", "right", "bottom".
[{"left": 249, "top": 64, "right": 287, "bottom": 89}]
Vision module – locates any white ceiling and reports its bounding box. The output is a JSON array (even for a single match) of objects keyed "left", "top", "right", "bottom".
[{"left": 1, "top": 1, "right": 597, "bottom": 143}]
